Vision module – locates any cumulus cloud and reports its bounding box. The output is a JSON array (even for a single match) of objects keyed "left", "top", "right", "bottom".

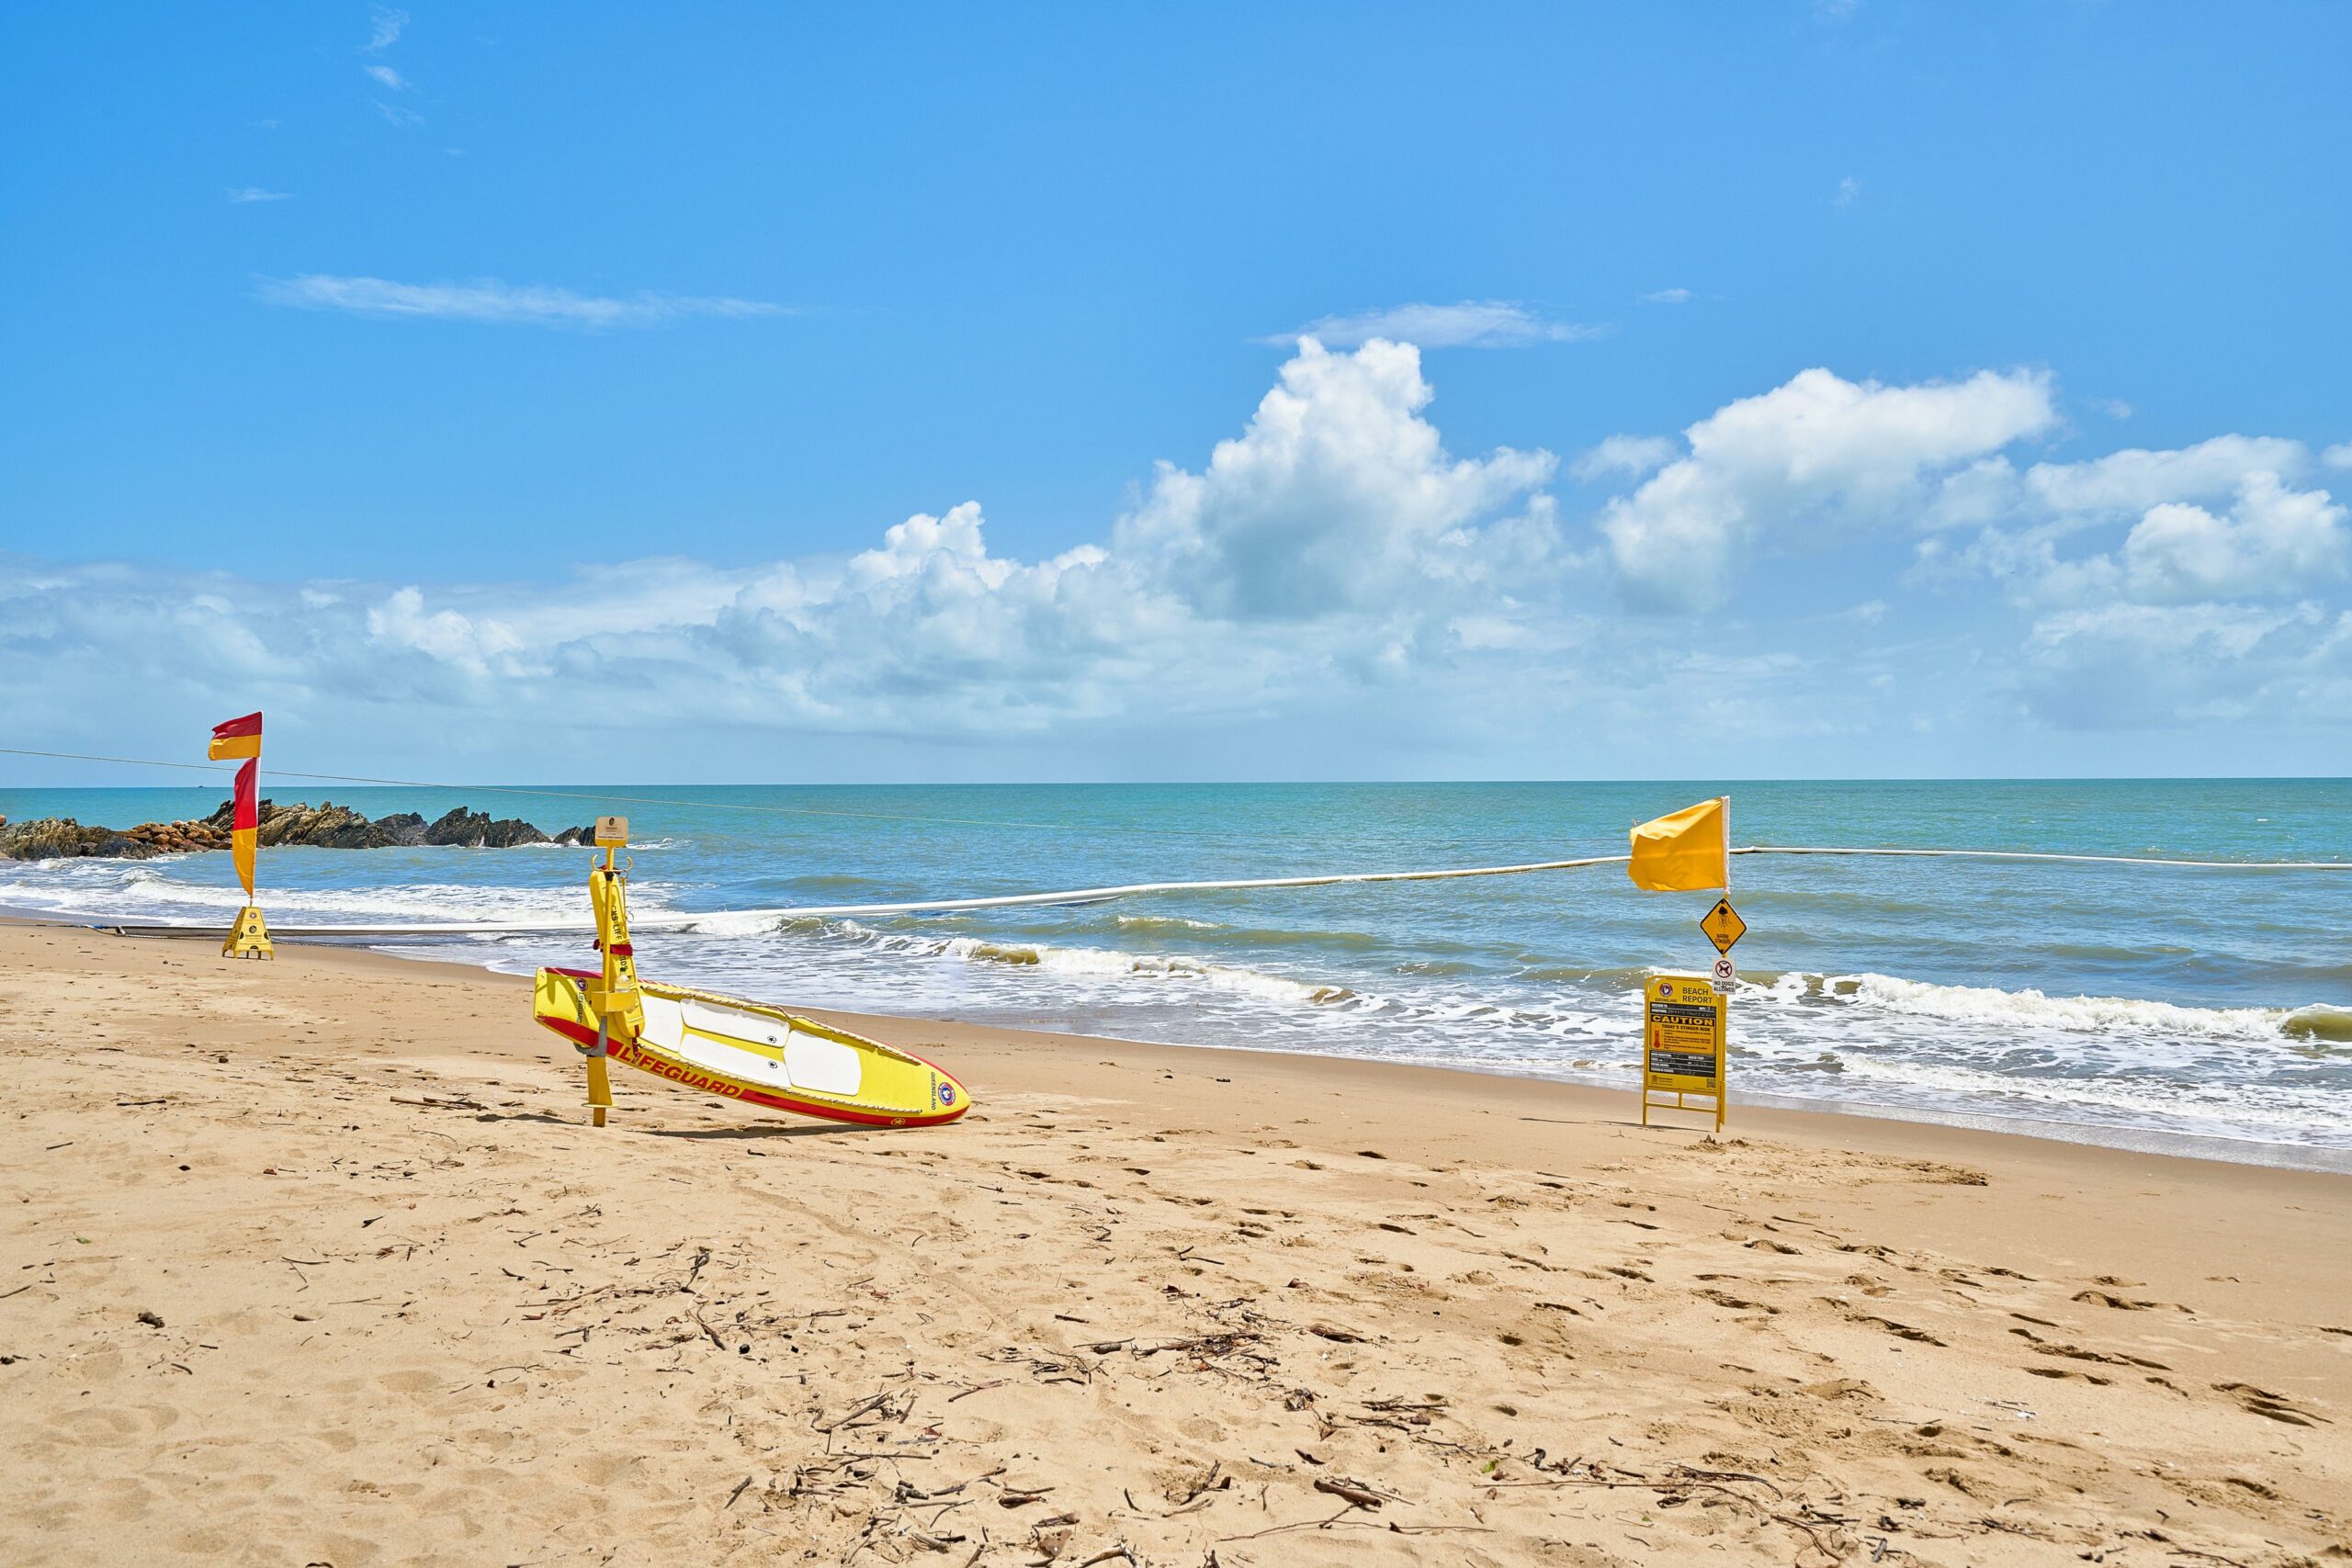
[
  {"left": 1115, "top": 338, "right": 1557, "bottom": 618},
  {"left": 256, "top": 275, "right": 788, "bottom": 328},
  {"left": 2024, "top": 435, "right": 2309, "bottom": 519},
  {"left": 2324, "top": 442, "right": 2352, "bottom": 469},
  {"left": 2119, "top": 474, "right": 2348, "bottom": 603},
  {"left": 1598, "top": 367, "right": 2057, "bottom": 610},
  {"left": 1271, "top": 302, "right": 1601, "bottom": 350},
  {"left": 6, "top": 346, "right": 2346, "bottom": 764},
  {"left": 2, "top": 342, "right": 1569, "bottom": 750}
]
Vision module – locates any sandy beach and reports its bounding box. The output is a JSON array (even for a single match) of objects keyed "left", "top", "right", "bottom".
[{"left": 2, "top": 922, "right": 2346, "bottom": 1567}]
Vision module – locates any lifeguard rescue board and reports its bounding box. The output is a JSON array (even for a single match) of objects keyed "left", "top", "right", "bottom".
[{"left": 532, "top": 966, "right": 972, "bottom": 1128}]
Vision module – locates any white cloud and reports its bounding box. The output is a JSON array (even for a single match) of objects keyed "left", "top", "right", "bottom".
[
  {"left": 373, "top": 100, "right": 424, "bottom": 128},
  {"left": 368, "top": 6, "right": 407, "bottom": 51},
  {"left": 2017, "top": 601, "right": 2343, "bottom": 729},
  {"left": 1272, "top": 301, "right": 1602, "bottom": 350},
  {"left": 1835, "top": 176, "right": 1860, "bottom": 207},
  {"left": 2324, "top": 442, "right": 2352, "bottom": 469},
  {"left": 0, "top": 342, "right": 1568, "bottom": 749},
  {"left": 2119, "top": 474, "right": 2348, "bottom": 603},
  {"left": 228, "top": 186, "right": 291, "bottom": 204},
  {"left": 1570, "top": 434, "right": 1676, "bottom": 482},
  {"left": 364, "top": 63, "right": 408, "bottom": 89},
  {"left": 1640, "top": 288, "right": 1692, "bottom": 305},
  {"left": 6, "top": 346, "right": 2346, "bottom": 767},
  {"left": 2023, "top": 435, "right": 2307, "bottom": 518},
  {"left": 1599, "top": 367, "right": 2057, "bottom": 610},
  {"left": 256, "top": 275, "right": 790, "bottom": 328},
  {"left": 1114, "top": 338, "right": 1557, "bottom": 619}
]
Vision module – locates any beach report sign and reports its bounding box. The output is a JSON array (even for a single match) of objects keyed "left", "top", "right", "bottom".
[{"left": 1642, "top": 975, "right": 1727, "bottom": 1131}]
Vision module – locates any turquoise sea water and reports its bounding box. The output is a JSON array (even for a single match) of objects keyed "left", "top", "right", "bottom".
[{"left": 3, "top": 781, "right": 2346, "bottom": 1158}]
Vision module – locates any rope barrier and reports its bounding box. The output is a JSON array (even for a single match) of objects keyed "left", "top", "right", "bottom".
[{"left": 1738, "top": 845, "right": 2352, "bottom": 872}]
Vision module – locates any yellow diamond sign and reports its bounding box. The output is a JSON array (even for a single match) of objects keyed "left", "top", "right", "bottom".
[{"left": 1700, "top": 897, "right": 1747, "bottom": 954}]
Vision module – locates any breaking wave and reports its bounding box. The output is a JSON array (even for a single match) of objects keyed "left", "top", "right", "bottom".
[{"left": 1748, "top": 970, "right": 2335, "bottom": 1044}]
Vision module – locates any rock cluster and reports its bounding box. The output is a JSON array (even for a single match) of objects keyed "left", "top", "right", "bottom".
[{"left": 0, "top": 801, "right": 591, "bottom": 861}]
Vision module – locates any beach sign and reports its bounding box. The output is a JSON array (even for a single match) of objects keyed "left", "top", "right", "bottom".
[
  {"left": 1642, "top": 974, "right": 1726, "bottom": 1130},
  {"left": 1700, "top": 897, "right": 1747, "bottom": 953}
]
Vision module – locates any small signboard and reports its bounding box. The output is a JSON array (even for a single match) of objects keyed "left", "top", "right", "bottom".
[
  {"left": 1700, "top": 897, "right": 1747, "bottom": 953},
  {"left": 594, "top": 815, "right": 629, "bottom": 847},
  {"left": 1711, "top": 954, "right": 1736, "bottom": 992},
  {"left": 1642, "top": 974, "right": 1726, "bottom": 1130}
]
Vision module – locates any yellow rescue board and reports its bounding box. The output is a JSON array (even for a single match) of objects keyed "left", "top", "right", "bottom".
[{"left": 533, "top": 966, "right": 971, "bottom": 1127}]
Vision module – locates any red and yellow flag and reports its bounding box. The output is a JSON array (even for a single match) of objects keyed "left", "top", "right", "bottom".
[
  {"left": 212, "top": 713, "right": 262, "bottom": 897},
  {"left": 208, "top": 712, "right": 262, "bottom": 760},
  {"left": 1627, "top": 795, "right": 1729, "bottom": 892}
]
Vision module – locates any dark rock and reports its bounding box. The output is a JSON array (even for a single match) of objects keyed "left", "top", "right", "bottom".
[
  {"left": 0, "top": 818, "right": 151, "bottom": 861},
  {"left": 3, "top": 799, "right": 558, "bottom": 859},
  {"left": 423, "top": 807, "right": 548, "bottom": 849},
  {"left": 551, "top": 823, "right": 597, "bottom": 846},
  {"left": 254, "top": 800, "right": 398, "bottom": 850},
  {"left": 481, "top": 818, "right": 550, "bottom": 849}
]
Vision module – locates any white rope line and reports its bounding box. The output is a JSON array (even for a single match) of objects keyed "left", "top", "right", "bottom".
[
  {"left": 1740, "top": 845, "right": 2352, "bottom": 871},
  {"left": 85, "top": 842, "right": 2348, "bottom": 940}
]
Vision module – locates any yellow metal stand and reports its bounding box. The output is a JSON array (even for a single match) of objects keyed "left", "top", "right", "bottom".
[
  {"left": 576, "top": 817, "right": 641, "bottom": 1127},
  {"left": 1640, "top": 1086, "right": 1726, "bottom": 1132},
  {"left": 221, "top": 905, "right": 274, "bottom": 960}
]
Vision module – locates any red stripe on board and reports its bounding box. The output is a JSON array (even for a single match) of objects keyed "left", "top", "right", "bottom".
[{"left": 533, "top": 1010, "right": 970, "bottom": 1128}]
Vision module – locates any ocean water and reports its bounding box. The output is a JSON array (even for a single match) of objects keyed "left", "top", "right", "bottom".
[{"left": 3, "top": 781, "right": 2347, "bottom": 1160}]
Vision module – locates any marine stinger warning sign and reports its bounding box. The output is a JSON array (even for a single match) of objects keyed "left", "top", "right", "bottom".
[
  {"left": 1700, "top": 897, "right": 1747, "bottom": 953},
  {"left": 1642, "top": 975, "right": 1726, "bottom": 1130}
]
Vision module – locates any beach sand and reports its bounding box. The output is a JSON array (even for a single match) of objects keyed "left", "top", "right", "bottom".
[{"left": 2, "top": 923, "right": 2346, "bottom": 1566}]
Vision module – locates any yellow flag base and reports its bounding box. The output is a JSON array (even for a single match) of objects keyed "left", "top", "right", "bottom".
[{"left": 221, "top": 905, "right": 274, "bottom": 960}]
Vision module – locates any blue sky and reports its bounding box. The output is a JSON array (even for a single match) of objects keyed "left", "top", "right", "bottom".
[{"left": 2, "top": 2, "right": 2347, "bottom": 784}]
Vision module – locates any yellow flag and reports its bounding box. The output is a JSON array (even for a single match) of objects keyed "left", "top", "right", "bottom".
[{"left": 1628, "top": 796, "right": 1728, "bottom": 891}]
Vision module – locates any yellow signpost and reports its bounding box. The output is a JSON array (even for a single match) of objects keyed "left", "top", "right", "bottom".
[
  {"left": 580, "top": 815, "right": 638, "bottom": 1128},
  {"left": 1641, "top": 974, "right": 1726, "bottom": 1130}
]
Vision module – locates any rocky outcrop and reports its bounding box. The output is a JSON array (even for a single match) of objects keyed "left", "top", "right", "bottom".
[
  {"left": 197, "top": 798, "right": 400, "bottom": 850},
  {"left": 422, "top": 807, "right": 548, "bottom": 849},
  {"left": 0, "top": 818, "right": 144, "bottom": 861},
  {"left": 0, "top": 800, "right": 573, "bottom": 860}
]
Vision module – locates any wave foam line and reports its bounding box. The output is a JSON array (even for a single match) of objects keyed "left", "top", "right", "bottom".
[{"left": 88, "top": 842, "right": 2351, "bottom": 941}]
